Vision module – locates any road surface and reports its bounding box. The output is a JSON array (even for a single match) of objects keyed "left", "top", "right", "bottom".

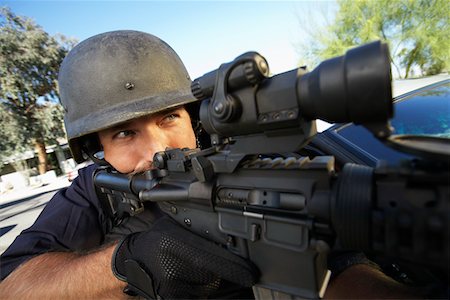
[{"left": 0, "top": 176, "right": 71, "bottom": 254}]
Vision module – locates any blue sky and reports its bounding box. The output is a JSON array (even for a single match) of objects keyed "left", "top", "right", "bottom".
[{"left": 3, "top": 0, "right": 337, "bottom": 79}]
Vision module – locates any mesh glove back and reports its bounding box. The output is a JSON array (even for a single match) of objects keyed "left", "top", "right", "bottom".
[{"left": 113, "top": 216, "right": 259, "bottom": 298}]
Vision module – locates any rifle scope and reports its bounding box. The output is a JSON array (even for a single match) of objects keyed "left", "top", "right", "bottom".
[{"left": 191, "top": 41, "right": 393, "bottom": 141}]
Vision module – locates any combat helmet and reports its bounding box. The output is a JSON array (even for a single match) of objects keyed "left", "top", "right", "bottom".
[{"left": 58, "top": 30, "right": 196, "bottom": 162}]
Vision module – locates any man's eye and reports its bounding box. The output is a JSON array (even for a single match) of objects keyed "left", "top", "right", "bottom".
[
  {"left": 114, "top": 130, "right": 135, "bottom": 139},
  {"left": 162, "top": 113, "right": 179, "bottom": 123}
]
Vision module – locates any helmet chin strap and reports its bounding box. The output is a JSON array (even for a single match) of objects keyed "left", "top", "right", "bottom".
[
  {"left": 89, "top": 150, "right": 110, "bottom": 166},
  {"left": 81, "top": 134, "right": 112, "bottom": 167}
]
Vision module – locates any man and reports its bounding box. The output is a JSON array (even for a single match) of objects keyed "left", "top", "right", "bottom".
[{"left": 0, "top": 30, "right": 419, "bottom": 299}]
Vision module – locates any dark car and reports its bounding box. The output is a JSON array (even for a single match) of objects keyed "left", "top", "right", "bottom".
[{"left": 309, "top": 78, "right": 450, "bottom": 168}]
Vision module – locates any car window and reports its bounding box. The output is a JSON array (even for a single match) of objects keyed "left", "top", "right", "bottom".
[
  {"left": 391, "top": 83, "right": 450, "bottom": 138},
  {"left": 335, "top": 81, "right": 449, "bottom": 163}
]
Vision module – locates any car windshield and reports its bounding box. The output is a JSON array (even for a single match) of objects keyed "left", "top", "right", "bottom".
[{"left": 392, "top": 82, "right": 450, "bottom": 138}]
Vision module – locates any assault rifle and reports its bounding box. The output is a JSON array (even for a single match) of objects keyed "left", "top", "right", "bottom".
[{"left": 94, "top": 41, "right": 449, "bottom": 299}]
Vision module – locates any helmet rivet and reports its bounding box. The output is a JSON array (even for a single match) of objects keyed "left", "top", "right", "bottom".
[{"left": 125, "top": 82, "right": 135, "bottom": 90}]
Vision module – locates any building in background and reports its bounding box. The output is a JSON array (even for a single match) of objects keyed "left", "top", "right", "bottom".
[{"left": 0, "top": 140, "right": 77, "bottom": 193}]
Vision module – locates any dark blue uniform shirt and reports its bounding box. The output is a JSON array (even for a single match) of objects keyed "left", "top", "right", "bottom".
[{"left": 0, "top": 164, "right": 162, "bottom": 280}]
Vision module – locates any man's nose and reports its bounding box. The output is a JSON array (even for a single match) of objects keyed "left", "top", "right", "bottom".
[{"left": 140, "top": 127, "right": 167, "bottom": 161}]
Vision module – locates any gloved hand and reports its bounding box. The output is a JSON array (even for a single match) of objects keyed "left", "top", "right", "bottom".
[{"left": 112, "top": 216, "right": 259, "bottom": 299}]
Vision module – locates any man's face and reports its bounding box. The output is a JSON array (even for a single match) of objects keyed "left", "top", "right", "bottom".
[{"left": 98, "top": 106, "right": 196, "bottom": 174}]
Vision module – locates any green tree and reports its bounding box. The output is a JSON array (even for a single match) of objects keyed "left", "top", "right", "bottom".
[
  {"left": 0, "top": 102, "right": 31, "bottom": 164},
  {"left": 298, "top": 0, "right": 449, "bottom": 79},
  {"left": 0, "top": 7, "right": 75, "bottom": 174}
]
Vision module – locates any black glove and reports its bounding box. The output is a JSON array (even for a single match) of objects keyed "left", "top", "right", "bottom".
[{"left": 112, "top": 216, "right": 259, "bottom": 299}]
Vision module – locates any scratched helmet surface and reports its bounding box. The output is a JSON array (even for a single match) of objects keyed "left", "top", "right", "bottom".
[{"left": 58, "top": 30, "right": 195, "bottom": 162}]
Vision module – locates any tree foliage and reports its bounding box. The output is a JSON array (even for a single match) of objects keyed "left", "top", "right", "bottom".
[
  {"left": 0, "top": 7, "right": 76, "bottom": 173},
  {"left": 0, "top": 102, "right": 31, "bottom": 163},
  {"left": 298, "top": 0, "right": 449, "bottom": 78}
]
